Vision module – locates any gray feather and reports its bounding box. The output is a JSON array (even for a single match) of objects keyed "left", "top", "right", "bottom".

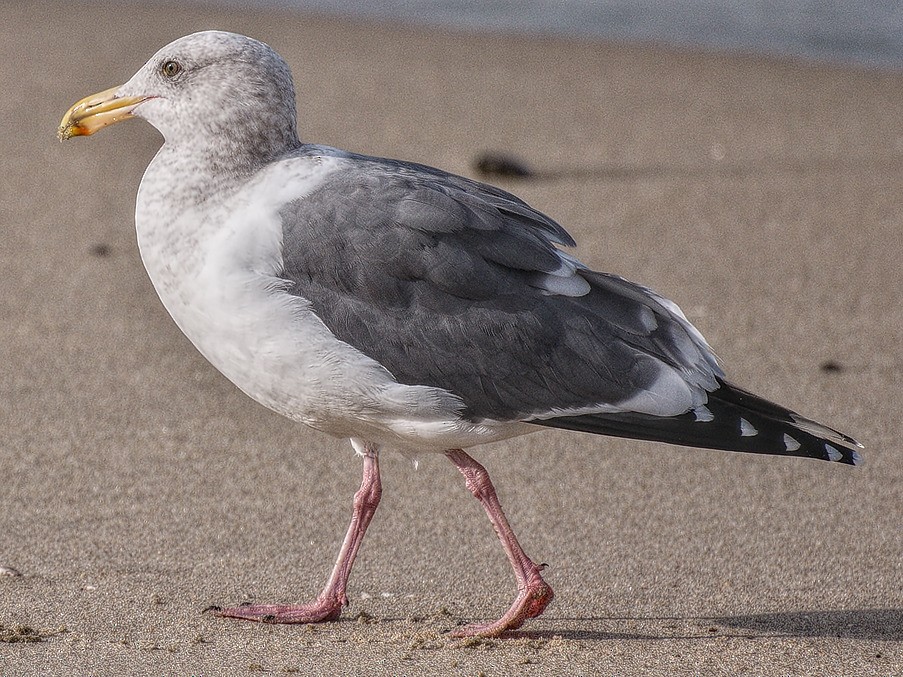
[{"left": 278, "top": 146, "right": 719, "bottom": 422}]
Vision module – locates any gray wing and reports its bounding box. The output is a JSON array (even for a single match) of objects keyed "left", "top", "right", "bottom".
[{"left": 279, "top": 147, "right": 721, "bottom": 423}]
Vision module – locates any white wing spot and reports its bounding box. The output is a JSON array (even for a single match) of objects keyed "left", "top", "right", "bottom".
[
  {"left": 638, "top": 306, "right": 658, "bottom": 332},
  {"left": 693, "top": 405, "right": 714, "bottom": 422},
  {"left": 825, "top": 444, "right": 843, "bottom": 462},
  {"left": 783, "top": 433, "right": 801, "bottom": 452},
  {"left": 740, "top": 418, "right": 757, "bottom": 437},
  {"left": 534, "top": 272, "right": 591, "bottom": 297}
]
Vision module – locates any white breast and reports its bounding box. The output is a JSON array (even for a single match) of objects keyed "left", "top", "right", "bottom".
[{"left": 134, "top": 152, "right": 523, "bottom": 451}]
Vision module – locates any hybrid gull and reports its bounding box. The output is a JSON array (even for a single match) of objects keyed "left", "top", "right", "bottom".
[{"left": 58, "top": 31, "right": 862, "bottom": 637}]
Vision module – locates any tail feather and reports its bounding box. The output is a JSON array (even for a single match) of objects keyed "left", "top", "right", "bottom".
[{"left": 531, "top": 378, "right": 863, "bottom": 465}]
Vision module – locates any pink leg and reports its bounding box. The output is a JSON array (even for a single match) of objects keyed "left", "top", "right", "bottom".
[
  {"left": 208, "top": 443, "right": 382, "bottom": 624},
  {"left": 445, "top": 448, "right": 554, "bottom": 637}
]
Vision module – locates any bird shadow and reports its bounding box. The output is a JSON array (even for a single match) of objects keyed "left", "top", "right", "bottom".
[
  {"left": 708, "top": 608, "right": 903, "bottom": 641},
  {"left": 502, "top": 608, "right": 903, "bottom": 642},
  {"left": 473, "top": 153, "right": 903, "bottom": 183}
]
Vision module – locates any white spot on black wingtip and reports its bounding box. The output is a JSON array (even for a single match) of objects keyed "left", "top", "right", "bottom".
[
  {"left": 783, "top": 433, "right": 801, "bottom": 452},
  {"left": 739, "top": 418, "right": 757, "bottom": 437},
  {"left": 825, "top": 444, "right": 843, "bottom": 462},
  {"left": 694, "top": 405, "right": 714, "bottom": 422}
]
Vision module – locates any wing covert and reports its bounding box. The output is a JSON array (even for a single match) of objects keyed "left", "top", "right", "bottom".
[{"left": 278, "top": 149, "right": 721, "bottom": 422}]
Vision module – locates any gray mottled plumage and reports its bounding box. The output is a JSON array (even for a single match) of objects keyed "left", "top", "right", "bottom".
[{"left": 279, "top": 147, "right": 719, "bottom": 423}]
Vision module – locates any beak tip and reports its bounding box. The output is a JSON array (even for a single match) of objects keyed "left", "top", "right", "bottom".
[
  {"left": 57, "top": 123, "right": 83, "bottom": 141},
  {"left": 58, "top": 84, "right": 137, "bottom": 142},
  {"left": 58, "top": 108, "right": 84, "bottom": 141}
]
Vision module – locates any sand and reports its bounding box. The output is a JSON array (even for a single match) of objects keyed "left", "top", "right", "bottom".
[{"left": 1, "top": 0, "right": 901, "bottom": 674}]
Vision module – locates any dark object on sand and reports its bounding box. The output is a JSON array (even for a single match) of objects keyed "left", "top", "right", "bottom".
[{"left": 473, "top": 151, "right": 535, "bottom": 179}]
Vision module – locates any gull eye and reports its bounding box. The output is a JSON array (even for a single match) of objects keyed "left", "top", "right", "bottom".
[{"left": 161, "top": 60, "right": 182, "bottom": 78}]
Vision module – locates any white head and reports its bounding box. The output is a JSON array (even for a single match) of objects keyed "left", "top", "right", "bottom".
[{"left": 60, "top": 31, "right": 300, "bottom": 165}]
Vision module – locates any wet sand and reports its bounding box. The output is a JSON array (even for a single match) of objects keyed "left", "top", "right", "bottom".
[{"left": 1, "top": 0, "right": 901, "bottom": 673}]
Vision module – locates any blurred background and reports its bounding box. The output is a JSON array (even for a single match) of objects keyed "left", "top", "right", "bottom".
[{"left": 126, "top": 0, "right": 903, "bottom": 70}]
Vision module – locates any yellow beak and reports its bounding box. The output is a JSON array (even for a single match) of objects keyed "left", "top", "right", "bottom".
[{"left": 58, "top": 86, "right": 149, "bottom": 141}]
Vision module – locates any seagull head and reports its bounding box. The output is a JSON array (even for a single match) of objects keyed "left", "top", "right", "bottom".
[{"left": 59, "top": 31, "right": 299, "bottom": 158}]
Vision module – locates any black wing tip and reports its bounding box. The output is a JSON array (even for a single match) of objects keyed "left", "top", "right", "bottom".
[
  {"left": 533, "top": 412, "right": 865, "bottom": 466},
  {"left": 529, "top": 387, "right": 865, "bottom": 467}
]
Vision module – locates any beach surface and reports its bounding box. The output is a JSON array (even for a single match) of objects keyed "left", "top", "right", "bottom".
[{"left": 1, "top": 0, "right": 901, "bottom": 673}]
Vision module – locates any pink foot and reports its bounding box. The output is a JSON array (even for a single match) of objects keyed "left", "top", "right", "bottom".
[
  {"left": 205, "top": 595, "right": 345, "bottom": 624},
  {"left": 451, "top": 573, "right": 554, "bottom": 638}
]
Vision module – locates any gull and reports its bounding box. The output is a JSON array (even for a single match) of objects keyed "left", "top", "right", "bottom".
[{"left": 58, "top": 31, "right": 862, "bottom": 637}]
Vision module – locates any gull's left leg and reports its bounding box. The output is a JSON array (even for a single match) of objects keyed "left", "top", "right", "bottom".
[
  {"left": 445, "top": 448, "right": 554, "bottom": 637},
  {"left": 208, "top": 441, "right": 382, "bottom": 623}
]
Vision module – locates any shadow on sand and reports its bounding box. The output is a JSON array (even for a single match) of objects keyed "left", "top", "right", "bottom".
[
  {"left": 709, "top": 607, "right": 903, "bottom": 641},
  {"left": 473, "top": 153, "right": 903, "bottom": 183},
  {"left": 509, "top": 608, "right": 903, "bottom": 642}
]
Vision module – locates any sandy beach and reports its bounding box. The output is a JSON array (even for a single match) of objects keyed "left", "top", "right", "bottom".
[{"left": 1, "top": 0, "right": 901, "bottom": 673}]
